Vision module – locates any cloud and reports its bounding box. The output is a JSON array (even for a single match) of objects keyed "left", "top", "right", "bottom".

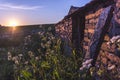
[{"left": 0, "top": 3, "right": 43, "bottom": 10}]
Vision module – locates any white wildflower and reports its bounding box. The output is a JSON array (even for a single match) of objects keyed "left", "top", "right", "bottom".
[
  {"left": 38, "top": 32, "right": 41, "bottom": 35},
  {"left": 82, "top": 64, "right": 87, "bottom": 68},
  {"left": 107, "top": 35, "right": 120, "bottom": 49},
  {"left": 45, "top": 44, "right": 50, "bottom": 48},
  {"left": 8, "top": 56, "right": 12, "bottom": 61},
  {"left": 12, "top": 57, "right": 16, "bottom": 61},
  {"left": 47, "top": 41, "right": 51, "bottom": 45},
  {"left": 28, "top": 35, "right": 31, "bottom": 38},
  {"left": 82, "top": 62, "right": 86, "bottom": 65},
  {"left": 108, "top": 65, "right": 115, "bottom": 70},
  {"left": 80, "top": 59, "right": 93, "bottom": 70},
  {"left": 108, "top": 53, "right": 114, "bottom": 56},
  {"left": 15, "top": 60, "right": 19, "bottom": 65},
  {"left": 8, "top": 52, "right": 11, "bottom": 55},
  {"left": 18, "top": 54, "right": 23, "bottom": 57},
  {"left": 12, "top": 56, "right": 19, "bottom": 65},
  {"left": 87, "top": 64, "right": 92, "bottom": 69},
  {"left": 110, "top": 35, "right": 120, "bottom": 43},
  {"left": 12, "top": 56, "right": 19, "bottom": 62},
  {"left": 84, "top": 59, "right": 93, "bottom": 65},
  {"left": 51, "top": 36, "right": 55, "bottom": 40},
  {"left": 35, "top": 57, "right": 39, "bottom": 60},
  {"left": 41, "top": 43, "right": 45, "bottom": 48},
  {"left": 51, "top": 50, "right": 54, "bottom": 53},
  {"left": 107, "top": 42, "right": 111, "bottom": 45},
  {"left": 24, "top": 61, "right": 28, "bottom": 65},
  {"left": 46, "top": 52, "right": 49, "bottom": 55},
  {"left": 117, "top": 39, "right": 120, "bottom": 43},
  {"left": 7, "top": 52, "right": 12, "bottom": 61},
  {"left": 80, "top": 67, "right": 84, "bottom": 70}
]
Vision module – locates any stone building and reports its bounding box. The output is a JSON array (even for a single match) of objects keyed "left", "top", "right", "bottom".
[
  {"left": 55, "top": 6, "right": 79, "bottom": 43},
  {"left": 55, "top": 0, "right": 120, "bottom": 64}
]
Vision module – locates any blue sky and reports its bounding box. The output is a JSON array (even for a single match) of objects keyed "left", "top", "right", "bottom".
[{"left": 0, "top": 0, "right": 91, "bottom": 26}]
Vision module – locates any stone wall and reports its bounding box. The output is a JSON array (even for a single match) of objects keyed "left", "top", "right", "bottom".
[
  {"left": 83, "top": 8, "right": 104, "bottom": 52},
  {"left": 55, "top": 18, "right": 72, "bottom": 42},
  {"left": 55, "top": 5, "right": 115, "bottom": 60},
  {"left": 55, "top": 6, "right": 111, "bottom": 53},
  {"left": 83, "top": 6, "right": 120, "bottom": 66},
  {"left": 55, "top": 0, "right": 120, "bottom": 70}
]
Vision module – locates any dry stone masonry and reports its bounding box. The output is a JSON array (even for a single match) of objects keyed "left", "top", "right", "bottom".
[
  {"left": 55, "top": 0, "right": 120, "bottom": 66},
  {"left": 84, "top": 8, "right": 103, "bottom": 52},
  {"left": 55, "top": 18, "right": 72, "bottom": 42}
]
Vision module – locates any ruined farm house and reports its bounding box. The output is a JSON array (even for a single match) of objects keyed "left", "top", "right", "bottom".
[{"left": 55, "top": 0, "right": 120, "bottom": 65}]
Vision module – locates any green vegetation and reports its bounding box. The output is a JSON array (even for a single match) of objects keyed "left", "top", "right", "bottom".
[
  {"left": 0, "top": 25, "right": 120, "bottom": 80},
  {"left": 6, "top": 27, "right": 83, "bottom": 80}
]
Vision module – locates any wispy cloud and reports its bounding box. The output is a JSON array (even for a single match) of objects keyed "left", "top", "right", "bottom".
[{"left": 0, "top": 3, "right": 43, "bottom": 10}]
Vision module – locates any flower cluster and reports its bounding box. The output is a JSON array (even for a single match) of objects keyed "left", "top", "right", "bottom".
[
  {"left": 7, "top": 52, "right": 12, "bottom": 61},
  {"left": 80, "top": 59, "right": 93, "bottom": 70},
  {"left": 107, "top": 35, "right": 120, "bottom": 48},
  {"left": 107, "top": 35, "right": 120, "bottom": 57},
  {"left": 107, "top": 64, "right": 116, "bottom": 70},
  {"left": 7, "top": 51, "right": 23, "bottom": 65}
]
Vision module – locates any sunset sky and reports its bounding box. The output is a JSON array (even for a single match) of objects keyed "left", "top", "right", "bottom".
[{"left": 0, "top": 0, "right": 91, "bottom": 26}]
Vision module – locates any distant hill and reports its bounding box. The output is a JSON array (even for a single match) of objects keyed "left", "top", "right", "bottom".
[{"left": 0, "top": 24, "right": 55, "bottom": 47}]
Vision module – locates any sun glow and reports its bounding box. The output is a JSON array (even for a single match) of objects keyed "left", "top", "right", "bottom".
[{"left": 7, "top": 19, "right": 19, "bottom": 27}]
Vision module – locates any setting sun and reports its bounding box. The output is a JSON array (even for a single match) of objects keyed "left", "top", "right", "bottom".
[{"left": 7, "top": 19, "right": 19, "bottom": 27}]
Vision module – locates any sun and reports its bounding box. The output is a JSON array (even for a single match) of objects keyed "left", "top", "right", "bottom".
[{"left": 8, "top": 19, "right": 19, "bottom": 27}]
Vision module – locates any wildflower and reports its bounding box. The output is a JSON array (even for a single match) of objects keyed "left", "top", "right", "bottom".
[
  {"left": 46, "top": 52, "right": 49, "bottom": 55},
  {"left": 18, "top": 54, "right": 23, "bottom": 57},
  {"left": 15, "top": 60, "right": 19, "bottom": 65},
  {"left": 110, "top": 35, "right": 120, "bottom": 43},
  {"left": 82, "top": 64, "right": 86, "bottom": 68},
  {"left": 28, "top": 51, "right": 34, "bottom": 57},
  {"left": 45, "top": 44, "right": 50, "bottom": 48},
  {"left": 11, "top": 56, "right": 19, "bottom": 64},
  {"left": 80, "top": 67, "right": 84, "bottom": 70},
  {"left": 87, "top": 64, "right": 92, "bottom": 69},
  {"left": 8, "top": 52, "right": 11, "bottom": 56},
  {"left": 8, "top": 56, "right": 12, "bottom": 61},
  {"left": 107, "top": 35, "right": 120, "bottom": 50},
  {"left": 84, "top": 59, "right": 93, "bottom": 65},
  {"left": 108, "top": 65, "right": 115, "bottom": 70},
  {"left": 107, "top": 42, "right": 111, "bottom": 49},
  {"left": 41, "top": 43, "right": 45, "bottom": 48},
  {"left": 38, "top": 32, "right": 41, "bottom": 35},
  {"left": 51, "top": 36, "right": 55, "bottom": 40},
  {"left": 28, "top": 35, "right": 31, "bottom": 38},
  {"left": 107, "top": 41, "right": 110, "bottom": 45},
  {"left": 80, "top": 59, "right": 93, "bottom": 70},
  {"left": 47, "top": 41, "right": 51, "bottom": 45},
  {"left": 8, "top": 52, "right": 12, "bottom": 61},
  {"left": 24, "top": 61, "right": 28, "bottom": 65},
  {"left": 38, "top": 32, "right": 44, "bottom": 35},
  {"left": 35, "top": 57, "right": 39, "bottom": 60},
  {"left": 12, "top": 57, "right": 16, "bottom": 61},
  {"left": 51, "top": 50, "right": 54, "bottom": 53},
  {"left": 117, "top": 39, "right": 120, "bottom": 43}
]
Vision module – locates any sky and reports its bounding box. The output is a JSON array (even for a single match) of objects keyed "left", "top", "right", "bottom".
[{"left": 0, "top": 0, "right": 91, "bottom": 26}]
